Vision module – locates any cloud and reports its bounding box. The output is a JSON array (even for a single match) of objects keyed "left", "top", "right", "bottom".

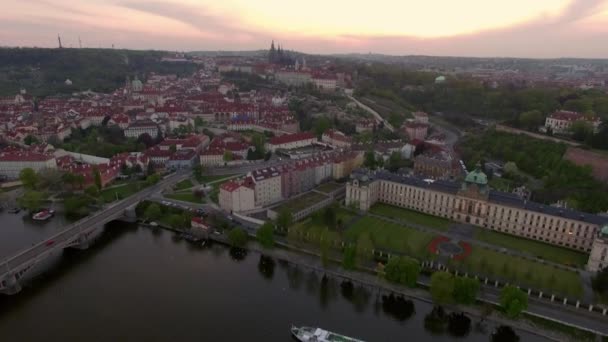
[{"left": 556, "top": 0, "right": 607, "bottom": 23}]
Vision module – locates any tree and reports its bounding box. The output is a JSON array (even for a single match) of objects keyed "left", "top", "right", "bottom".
[
  {"left": 518, "top": 110, "right": 543, "bottom": 130},
  {"left": 92, "top": 166, "right": 102, "bottom": 190},
  {"left": 384, "top": 256, "right": 420, "bottom": 288},
  {"left": 570, "top": 120, "right": 594, "bottom": 142},
  {"left": 63, "top": 195, "right": 91, "bottom": 217},
  {"left": 84, "top": 185, "right": 99, "bottom": 198},
  {"left": 503, "top": 161, "right": 519, "bottom": 177},
  {"left": 256, "top": 222, "right": 275, "bottom": 248},
  {"left": 194, "top": 117, "right": 205, "bottom": 129},
  {"left": 252, "top": 133, "right": 266, "bottom": 156},
  {"left": 320, "top": 229, "right": 331, "bottom": 267},
  {"left": 228, "top": 227, "right": 248, "bottom": 248},
  {"left": 364, "top": 150, "right": 376, "bottom": 169},
  {"left": 147, "top": 162, "right": 155, "bottom": 176},
  {"left": 145, "top": 173, "right": 160, "bottom": 185},
  {"left": 276, "top": 208, "right": 293, "bottom": 230},
  {"left": 430, "top": 271, "right": 455, "bottom": 304},
  {"left": 18, "top": 190, "right": 45, "bottom": 212},
  {"left": 223, "top": 150, "right": 233, "bottom": 162},
  {"left": 19, "top": 168, "right": 38, "bottom": 190},
  {"left": 169, "top": 144, "right": 177, "bottom": 153},
  {"left": 387, "top": 151, "right": 407, "bottom": 172},
  {"left": 591, "top": 267, "right": 608, "bottom": 297},
  {"left": 323, "top": 206, "right": 337, "bottom": 229},
  {"left": 313, "top": 117, "right": 331, "bottom": 138},
  {"left": 500, "top": 286, "right": 528, "bottom": 318},
  {"left": 355, "top": 233, "right": 374, "bottom": 264},
  {"left": 24, "top": 135, "right": 39, "bottom": 145},
  {"left": 342, "top": 245, "right": 357, "bottom": 270},
  {"left": 193, "top": 165, "right": 203, "bottom": 180},
  {"left": 264, "top": 151, "right": 272, "bottom": 161},
  {"left": 491, "top": 326, "right": 520, "bottom": 342},
  {"left": 453, "top": 277, "right": 480, "bottom": 305},
  {"left": 144, "top": 203, "right": 162, "bottom": 221}
]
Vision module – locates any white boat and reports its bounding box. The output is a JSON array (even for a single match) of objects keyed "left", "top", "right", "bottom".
[
  {"left": 291, "top": 325, "right": 365, "bottom": 342},
  {"left": 32, "top": 209, "right": 55, "bottom": 221}
]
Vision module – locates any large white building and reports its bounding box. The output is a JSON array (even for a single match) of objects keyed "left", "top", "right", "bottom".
[
  {"left": 249, "top": 166, "right": 282, "bottom": 207},
  {"left": 266, "top": 132, "right": 316, "bottom": 152},
  {"left": 0, "top": 151, "right": 57, "bottom": 180},
  {"left": 544, "top": 111, "right": 602, "bottom": 134},
  {"left": 219, "top": 177, "right": 256, "bottom": 213},
  {"left": 346, "top": 168, "right": 608, "bottom": 264},
  {"left": 124, "top": 120, "right": 159, "bottom": 139},
  {"left": 587, "top": 227, "right": 608, "bottom": 272}
]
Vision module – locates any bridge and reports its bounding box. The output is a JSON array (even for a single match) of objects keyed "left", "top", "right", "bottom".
[{"left": 0, "top": 171, "right": 189, "bottom": 295}]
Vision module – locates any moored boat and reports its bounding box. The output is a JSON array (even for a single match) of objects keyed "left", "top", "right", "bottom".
[
  {"left": 8, "top": 207, "right": 21, "bottom": 214},
  {"left": 291, "top": 325, "right": 365, "bottom": 342},
  {"left": 32, "top": 209, "right": 55, "bottom": 221}
]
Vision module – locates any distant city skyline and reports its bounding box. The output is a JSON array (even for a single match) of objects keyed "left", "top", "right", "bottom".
[{"left": 1, "top": 0, "right": 608, "bottom": 58}]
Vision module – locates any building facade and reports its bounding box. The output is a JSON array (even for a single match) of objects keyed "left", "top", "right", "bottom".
[
  {"left": 0, "top": 152, "right": 57, "bottom": 179},
  {"left": 587, "top": 227, "right": 608, "bottom": 272},
  {"left": 346, "top": 168, "right": 608, "bottom": 256}
]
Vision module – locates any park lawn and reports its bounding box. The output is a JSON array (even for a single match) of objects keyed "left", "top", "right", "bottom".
[
  {"left": 174, "top": 179, "right": 194, "bottom": 191},
  {"left": 474, "top": 228, "right": 588, "bottom": 268},
  {"left": 335, "top": 207, "right": 355, "bottom": 224},
  {"left": 345, "top": 216, "right": 434, "bottom": 259},
  {"left": 458, "top": 246, "right": 583, "bottom": 298},
  {"left": 370, "top": 203, "right": 452, "bottom": 231},
  {"left": 166, "top": 192, "right": 204, "bottom": 204},
  {"left": 197, "top": 174, "right": 239, "bottom": 184},
  {"left": 100, "top": 182, "right": 145, "bottom": 203},
  {"left": 315, "top": 182, "right": 344, "bottom": 194},
  {"left": 275, "top": 192, "right": 329, "bottom": 213},
  {"left": 289, "top": 219, "right": 342, "bottom": 246}
]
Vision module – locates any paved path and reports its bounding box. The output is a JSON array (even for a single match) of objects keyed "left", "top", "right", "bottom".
[{"left": 347, "top": 95, "right": 395, "bottom": 132}]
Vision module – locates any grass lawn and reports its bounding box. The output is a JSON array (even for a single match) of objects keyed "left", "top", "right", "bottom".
[
  {"left": 474, "top": 228, "right": 589, "bottom": 268},
  {"left": 370, "top": 203, "right": 452, "bottom": 231},
  {"left": 174, "top": 179, "right": 194, "bottom": 191},
  {"left": 166, "top": 192, "right": 204, "bottom": 204},
  {"left": 315, "top": 182, "right": 344, "bottom": 194},
  {"left": 100, "top": 182, "right": 145, "bottom": 203},
  {"left": 197, "top": 174, "right": 239, "bottom": 184},
  {"left": 345, "top": 216, "right": 434, "bottom": 259},
  {"left": 288, "top": 218, "right": 342, "bottom": 246},
  {"left": 457, "top": 246, "right": 583, "bottom": 298},
  {"left": 275, "top": 192, "right": 329, "bottom": 213},
  {"left": 335, "top": 207, "right": 355, "bottom": 223}
]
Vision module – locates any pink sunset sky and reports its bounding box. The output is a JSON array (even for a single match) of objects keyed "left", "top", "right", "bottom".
[{"left": 1, "top": 0, "right": 608, "bottom": 58}]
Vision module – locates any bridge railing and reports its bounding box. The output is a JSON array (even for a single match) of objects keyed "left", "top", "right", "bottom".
[{"left": 1, "top": 172, "right": 187, "bottom": 275}]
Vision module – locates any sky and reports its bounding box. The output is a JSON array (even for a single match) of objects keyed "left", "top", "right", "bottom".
[{"left": 1, "top": 0, "right": 608, "bottom": 58}]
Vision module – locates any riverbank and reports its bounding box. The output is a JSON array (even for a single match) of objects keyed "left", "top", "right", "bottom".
[{"left": 142, "top": 220, "right": 584, "bottom": 342}]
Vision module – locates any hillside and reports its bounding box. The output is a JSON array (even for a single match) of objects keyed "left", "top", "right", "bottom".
[{"left": 0, "top": 48, "right": 198, "bottom": 97}]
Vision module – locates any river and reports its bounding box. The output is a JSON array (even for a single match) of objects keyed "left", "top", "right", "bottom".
[{"left": 0, "top": 212, "right": 547, "bottom": 341}]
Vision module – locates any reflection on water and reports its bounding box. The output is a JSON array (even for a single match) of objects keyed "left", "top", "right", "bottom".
[
  {"left": 0, "top": 223, "right": 537, "bottom": 341},
  {"left": 491, "top": 325, "right": 520, "bottom": 342}
]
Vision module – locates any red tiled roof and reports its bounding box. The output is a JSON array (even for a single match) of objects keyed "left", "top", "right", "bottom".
[{"left": 268, "top": 132, "right": 315, "bottom": 145}]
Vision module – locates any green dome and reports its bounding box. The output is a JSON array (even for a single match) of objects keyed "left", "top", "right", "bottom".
[
  {"left": 601, "top": 225, "right": 608, "bottom": 237},
  {"left": 465, "top": 168, "right": 488, "bottom": 186}
]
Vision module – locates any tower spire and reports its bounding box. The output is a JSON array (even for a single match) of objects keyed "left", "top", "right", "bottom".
[{"left": 57, "top": 34, "right": 63, "bottom": 49}]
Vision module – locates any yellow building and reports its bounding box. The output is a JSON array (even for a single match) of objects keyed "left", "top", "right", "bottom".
[{"left": 346, "top": 167, "right": 608, "bottom": 263}]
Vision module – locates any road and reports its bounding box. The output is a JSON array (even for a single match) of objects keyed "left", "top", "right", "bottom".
[{"left": 347, "top": 95, "right": 395, "bottom": 132}]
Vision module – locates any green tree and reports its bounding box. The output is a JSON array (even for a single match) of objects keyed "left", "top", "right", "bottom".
[
  {"left": 592, "top": 267, "right": 608, "bottom": 298},
  {"left": 342, "top": 245, "right": 357, "bottom": 270},
  {"left": 430, "top": 271, "right": 455, "bottom": 305},
  {"left": 146, "top": 173, "right": 160, "bottom": 185},
  {"left": 256, "top": 222, "right": 275, "bottom": 248},
  {"left": 84, "top": 185, "right": 99, "bottom": 198},
  {"left": 323, "top": 206, "right": 336, "bottom": 229},
  {"left": 19, "top": 168, "right": 38, "bottom": 190},
  {"left": 24, "top": 135, "right": 39, "bottom": 146},
  {"left": 144, "top": 203, "right": 162, "bottom": 221},
  {"left": 570, "top": 120, "right": 594, "bottom": 142},
  {"left": 228, "top": 227, "right": 248, "bottom": 248},
  {"left": 384, "top": 256, "right": 420, "bottom": 288},
  {"left": 194, "top": 117, "right": 205, "bottom": 129},
  {"left": 355, "top": 233, "right": 374, "bottom": 264},
  {"left": 63, "top": 195, "right": 91, "bottom": 217},
  {"left": 193, "top": 165, "right": 203, "bottom": 180},
  {"left": 146, "top": 162, "right": 155, "bottom": 175},
  {"left": 18, "top": 190, "right": 45, "bottom": 212},
  {"left": 364, "top": 150, "right": 376, "bottom": 169},
  {"left": 500, "top": 286, "right": 528, "bottom": 318},
  {"left": 454, "top": 277, "right": 480, "bottom": 305},
  {"left": 313, "top": 116, "right": 331, "bottom": 138},
  {"left": 169, "top": 144, "right": 177, "bottom": 153},
  {"left": 276, "top": 208, "right": 293, "bottom": 230},
  {"left": 223, "top": 150, "right": 233, "bottom": 162},
  {"left": 518, "top": 110, "right": 544, "bottom": 130},
  {"left": 167, "top": 214, "right": 183, "bottom": 229},
  {"left": 320, "top": 229, "right": 331, "bottom": 267},
  {"left": 92, "top": 166, "right": 102, "bottom": 190},
  {"left": 252, "top": 133, "right": 266, "bottom": 156},
  {"left": 387, "top": 151, "right": 406, "bottom": 172},
  {"left": 503, "top": 161, "right": 519, "bottom": 177}
]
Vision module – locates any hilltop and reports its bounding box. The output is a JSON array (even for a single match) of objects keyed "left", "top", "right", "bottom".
[{"left": 0, "top": 48, "right": 197, "bottom": 97}]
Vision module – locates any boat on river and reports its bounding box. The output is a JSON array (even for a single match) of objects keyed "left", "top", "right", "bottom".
[
  {"left": 32, "top": 209, "right": 55, "bottom": 221},
  {"left": 291, "top": 325, "right": 365, "bottom": 342},
  {"left": 8, "top": 207, "right": 21, "bottom": 214}
]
